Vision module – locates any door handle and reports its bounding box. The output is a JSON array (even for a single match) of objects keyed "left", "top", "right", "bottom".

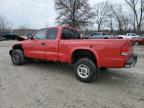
[{"left": 41, "top": 43, "right": 46, "bottom": 45}]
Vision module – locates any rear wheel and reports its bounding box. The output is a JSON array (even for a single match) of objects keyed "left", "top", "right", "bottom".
[
  {"left": 11, "top": 49, "right": 26, "bottom": 65},
  {"left": 74, "top": 58, "right": 97, "bottom": 82}
]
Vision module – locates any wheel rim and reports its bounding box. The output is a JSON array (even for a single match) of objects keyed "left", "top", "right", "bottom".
[
  {"left": 12, "top": 53, "right": 19, "bottom": 63},
  {"left": 77, "top": 64, "right": 90, "bottom": 79}
]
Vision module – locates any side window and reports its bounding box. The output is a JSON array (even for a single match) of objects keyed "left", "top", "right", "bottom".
[
  {"left": 103, "top": 33, "right": 106, "bottom": 35},
  {"left": 62, "top": 28, "right": 74, "bottom": 39},
  {"left": 97, "top": 33, "right": 101, "bottom": 35},
  {"left": 62, "top": 28, "right": 81, "bottom": 39},
  {"left": 46, "top": 28, "right": 57, "bottom": 39},
  {"left": 131, "top": 33, "right": 136, "bottom": 36},
  {"left": 74, "top": 31, "right": 81, "bottom": 39},
  {"left": 91, "top": 33, "right": 96, "bottom": 36},
  {"left": 33, "top": 29, "right": 47, "bottom": 39},
  {"left": 95, "top": 33, "right": 98, "bottom": 35},
  {"left": 91, "top": 34, "right": 94, "bottom": 36}
]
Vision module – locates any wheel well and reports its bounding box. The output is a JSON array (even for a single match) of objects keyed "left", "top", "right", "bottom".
[
  {"left": 13, "top": 44, "right": 23, "bottom": 50},
  {"left": 72, "top": 49, "right": 96, "bottom": 64},
  {"left": 10, "top": 44, "right": 24, "bottom": 55}
]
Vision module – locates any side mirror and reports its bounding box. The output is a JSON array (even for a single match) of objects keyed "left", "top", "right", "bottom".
[{"left": 27, "top": 33, "right": 33, "bottom": 40}]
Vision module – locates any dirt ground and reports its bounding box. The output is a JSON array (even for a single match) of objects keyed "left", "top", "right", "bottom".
[{"left": 0, "top": 41, "right": 144, "bottom": 108}]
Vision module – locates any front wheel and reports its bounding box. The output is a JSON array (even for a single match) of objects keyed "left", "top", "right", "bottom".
[
  {"left": 11, "top": 49, "right": 26, "bottom": 65},
  {"left": 74, "top": 58, "right": 97, "bottom": 82}
]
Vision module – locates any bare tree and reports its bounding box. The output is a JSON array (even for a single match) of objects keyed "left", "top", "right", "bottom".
[
  {"left": 112, "top": 5, "right": 130, "bottom": 32},
  {"left": 93, "top": 1, "right": 112, "bottom": 31},
  {"left": 0, "top": 16, "right": 10, "bottom": 32},
  {"left": 55, "top": 0, "right": 92, "bottom": 29},
  {"left": 106, "top": 13, "right": 114, "bottom": 32},
  {"left": 122, "top": 14, "right": 129, "bottom": 31},
  {"left": 124, "top": 0, "right": 144, "bottom": 32},
  {"left": 14, "top": 25, "right": 35, "bottom": 36}
]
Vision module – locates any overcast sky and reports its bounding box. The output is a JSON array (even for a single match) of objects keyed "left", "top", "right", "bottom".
[{"left": 0, "top": 0, "right": 123, "bottom": 29}]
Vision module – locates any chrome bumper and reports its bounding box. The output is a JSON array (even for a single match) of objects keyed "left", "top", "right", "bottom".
[{"left": 125, "top": 55, "right": 137, "bottom": 68}]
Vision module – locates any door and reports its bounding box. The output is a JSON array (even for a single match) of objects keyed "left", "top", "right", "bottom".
[
  {"left": 45, "top": 28, "right": 59, "bottom": 61},
  {"left": 24, "top": 29, "right": 47, "bottom": 59}
]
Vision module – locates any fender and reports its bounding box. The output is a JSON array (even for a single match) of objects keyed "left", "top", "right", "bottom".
[
  {"left": 9, "top": 44, "right": 24, "bottom": 55},
  {"left": 71, "top": 47, "right": 101, "bottom": 68}
]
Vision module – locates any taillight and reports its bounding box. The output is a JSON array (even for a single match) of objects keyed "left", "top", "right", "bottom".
[{"left": 121, "top": 43, "right": 129, "bottom": 56}]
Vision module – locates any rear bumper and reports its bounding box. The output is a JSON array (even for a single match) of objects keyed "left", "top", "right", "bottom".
[{"left": 125, "top": 55, "right": 137, "bottom": 68}]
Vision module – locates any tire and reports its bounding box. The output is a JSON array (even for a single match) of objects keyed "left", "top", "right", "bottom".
[
  {"left": 11, "top": 49, "right": 25, "bottom": 65},
  {"left": 74, "top": 58, "right": 97, "bottom": 82}
]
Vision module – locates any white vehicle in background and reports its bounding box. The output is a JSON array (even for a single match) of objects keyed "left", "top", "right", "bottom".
[{"left": 119, "top": 33, "right": 140, "bottom": 39}]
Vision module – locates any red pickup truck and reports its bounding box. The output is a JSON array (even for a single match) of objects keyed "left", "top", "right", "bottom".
[{"left": 9, "top": 26, "right": 137, "bottom": 82}]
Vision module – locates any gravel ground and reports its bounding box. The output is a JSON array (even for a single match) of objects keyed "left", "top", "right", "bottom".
[{"left": 0, "top": 41, "right": 144, "bottom": 108}]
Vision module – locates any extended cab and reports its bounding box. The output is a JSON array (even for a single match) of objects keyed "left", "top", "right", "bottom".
[{"left": 9, "top": 26, "right": 137, "bottom": 82}]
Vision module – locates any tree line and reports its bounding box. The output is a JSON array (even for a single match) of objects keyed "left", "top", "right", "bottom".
[
  {"left": 0, "top": 16, "right": 35, "bottom": 36},
  {"left": 0, "top": 0, "right": 144, "bottom": 35},
  {"left": 0, "top": 16, "right": 11, "bottom": 32},
  {"left": 55, "top": 0, "right": 144, "bottom": 34}
]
